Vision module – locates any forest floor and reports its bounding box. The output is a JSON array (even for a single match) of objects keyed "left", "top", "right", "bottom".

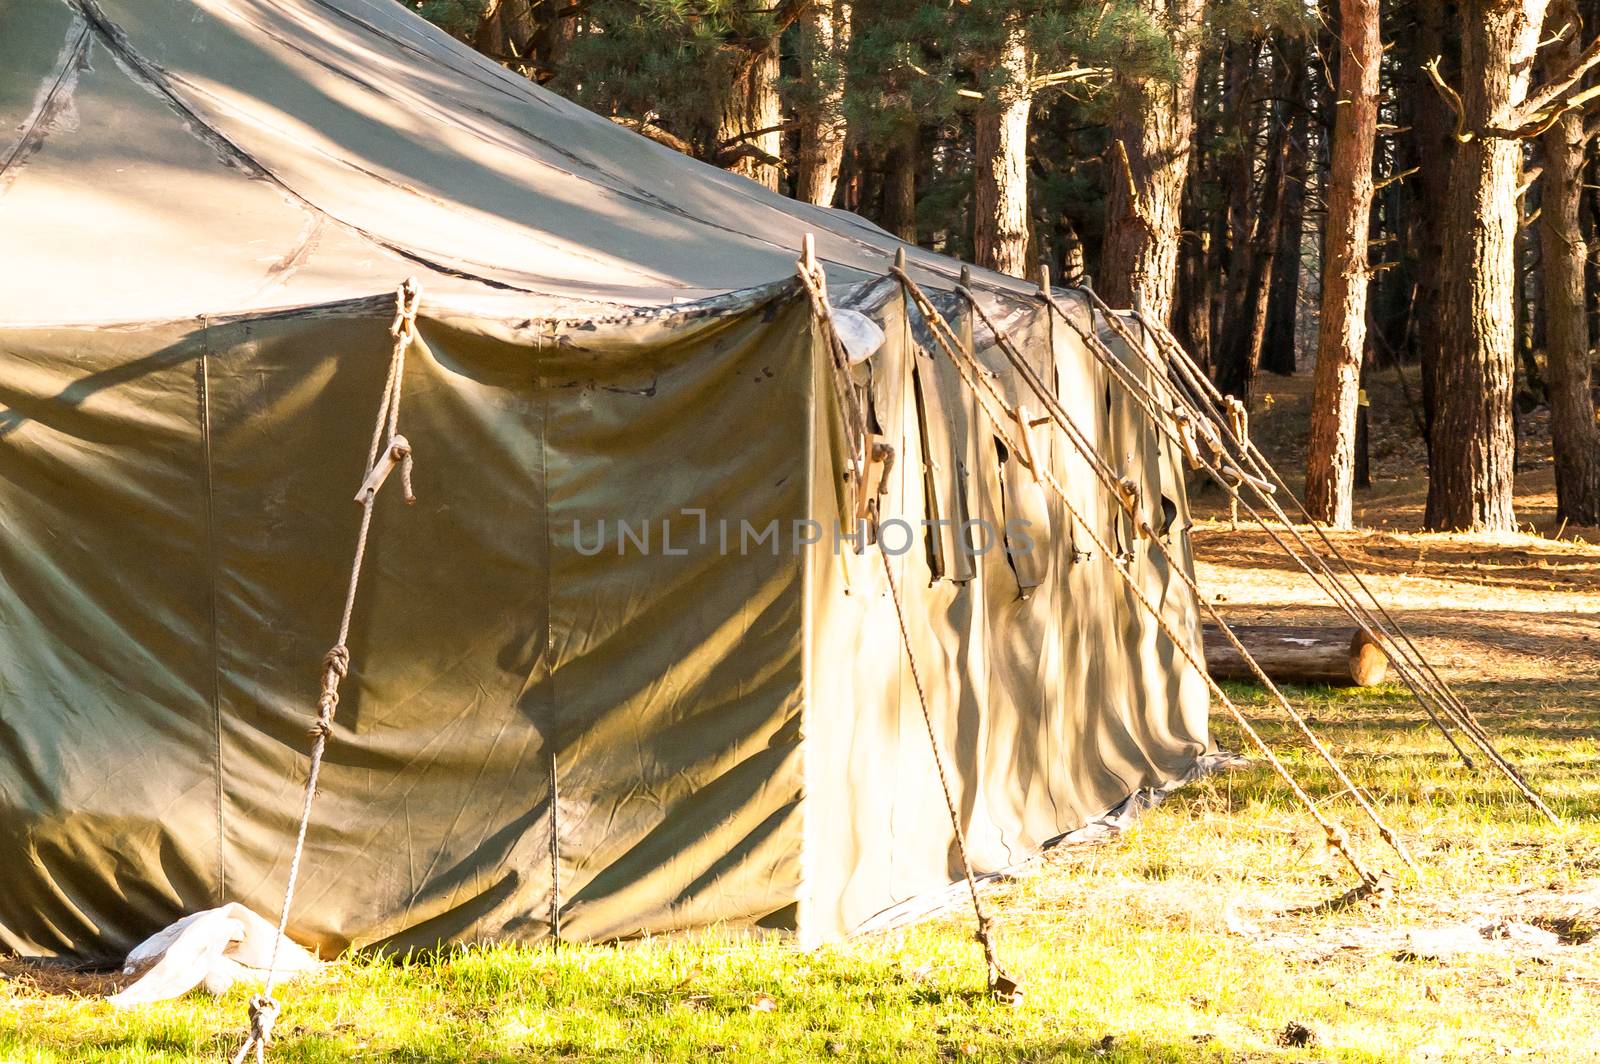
[{"left": 4, "top": 366, "right": 1600, "bottom": 1061}]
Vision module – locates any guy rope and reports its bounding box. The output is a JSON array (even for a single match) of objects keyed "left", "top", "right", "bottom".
[
  {"left": 946, "top": 279, "right": 1415, "bottom": 874},
  {"left": 1064, "top": 286, "right": 1557, "bottom": 823},
  {"left": 796, "top": 241, "right": 1021, "bottom": 1004},
  {"left": 230, "top": 279, "right": 424, "bottom": 1064},
  {"left": 879, "top": 258, "right": 1391, "bottom": 894},
  {"left": 1049, "top": 289, "right": 1478, "bottom": 770},
  {"left": 1123, "top": 300, "right": 1556, "bottom": 821}
]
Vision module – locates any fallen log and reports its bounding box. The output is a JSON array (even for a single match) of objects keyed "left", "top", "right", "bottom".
[{"left": 1202, "top": 624, "right": 1388, "bottom": 688}]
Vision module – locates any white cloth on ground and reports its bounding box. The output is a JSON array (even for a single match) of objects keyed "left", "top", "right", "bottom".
[{"left": 107, "top": 903, "right": 320, "bottom": 1008}]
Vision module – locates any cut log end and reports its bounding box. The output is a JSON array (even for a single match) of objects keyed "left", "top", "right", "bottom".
[{"left": 1202, "top": 624, "right": 1390, "bottom": 688}]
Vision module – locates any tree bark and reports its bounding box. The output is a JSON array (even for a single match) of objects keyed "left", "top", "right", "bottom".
[
  {"left": 1425, "top": 2, "right": 1546, "bottom": 532},
  {"left": 1217, "top": 40, "right": 1302, "bottom": 402},
  {"left": 1410, "top": 0, "right": 1455, "bottom": 441},
  {"left": 794, "top": 0, "right": 849, "bottom": 206},
  {"left": 1262, "top": 46, "right": 1311, "bottom": 377},
  {"left": 1174, "top": 228, "right": 1214, "bottom": 374},
  {"left": 1306, "top": 0, "right": 1381, "bottom": 528},
  {"left": 1202, "top": 625, "right": 1389, "bottom": 687},
  {"left": 1173, "top": 63, "right": 1216, "bottom": 372},
  {"left": 472, "top": 0, "right": 570, "bottom": 81},
  {"left": 973, "top": 19, "right": 1032, "bottom": 276},
  {"left": 473, "top": 0, "right": 532, "bottom": 59},
  {"left": 1539, "top": 0, "right": 1600, "bottom": 524},
  {"left": 884, "top": 124, "right": 920, "bottom": 243},
  {"left": 718, "top": 40, "right": 783, "bottom": 191},
  {"left": 1587, "top": 146, "right": 1600, "bottom": 352},
  {"left": 1213, "top": 36, "right": 1264, "bottom": 399},
  {"left": 1098, "top": 0, "right": 1206, "bottom": 322}
]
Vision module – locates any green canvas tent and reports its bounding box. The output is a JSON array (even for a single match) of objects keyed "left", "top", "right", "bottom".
[{"left": 0, "top": 0, "right": 1210, "bottom": 963}]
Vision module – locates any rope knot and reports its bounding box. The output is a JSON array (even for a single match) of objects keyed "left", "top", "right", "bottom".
[
  {"left": 390, "top": 277, "right": 421, "bottom": 340},
  {"left": 249, "top": 995, "right": 280, "bottom": 1038},
  {"left": 322, "top": 645, "right": 351, "bottom": 680},
  {"left": 391, "top": 438, "right": 416, "bottom": 505},
  {"left": 308, "top": 717, "right": 333, "bottom": 741},
  {"left": 230, "top": 995, "right": 281, "bottom": 1064}
]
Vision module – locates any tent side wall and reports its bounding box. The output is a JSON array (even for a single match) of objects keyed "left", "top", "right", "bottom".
[
  {"left": 0, "top": 322, "right": 223, "bottom": 958},
  {"left": 1086, "top": 307, "right": 1211, "bottom": 766},
  {"left": 799, "top": 289, "right": 1209, "bottom": 943},
  {"left": 0, "top": 292, "right": 815, "bottom": 961},
  {"left": 532, "top": 296, "right": 814, "bottom": 944}
]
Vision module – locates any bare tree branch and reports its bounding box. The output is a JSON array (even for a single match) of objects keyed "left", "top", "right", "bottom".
[
  {"left": 1516, "top": 29, "right": 1600, "bottom": 126},
  {"left": 1376, "top": 165, "right": 1420, "bottom": 191},
  {"left": 1029, "top": 67, "right": 1113, "bottom": 92},
  {"left": 610, "top": 116, "right": 693, "bottom": 155},
  {"left": 1422, "top": 56, "right": 1469, "bottom": 142}
]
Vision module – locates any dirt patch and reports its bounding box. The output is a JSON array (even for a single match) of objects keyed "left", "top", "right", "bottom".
[
  {"left": 0, "top": 958, "right": 131, "bottom": 998},
  {"left": 1217, "top": 880, "right": 1600, "bottom": 978},
  {"left": 1192, "top": 366, "right": 1600, "bottom": 688}
]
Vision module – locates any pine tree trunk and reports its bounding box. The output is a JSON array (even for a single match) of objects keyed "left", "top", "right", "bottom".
[
  {"left": 1173, "top": 69, "right": 1215, "bottom": 372},
  {"left": 885, "top": 125, "right": 919, "bottom": 243},
  {"left": 1059, "top": 216, "right": 1087, "bottom": 286},
  {"left": 1411, "top": 0, "right": 1455, "bottom": 441},
  {"left": 473, "top": 0, "right": 530, "bottom": 59},
  {"left": 1213, "top": 37, "right": 1263, "bottom": 399},
  {"left": 1540, "top": 0, "right": 1600, "bottom": 524},
  {"left": 1175, "top": 230, "right": 1214, "bottom": 374},
  {"left": 1217, "top": 41, "right": 1300, "bottom": 402},
  {"left": 1425, "top": 2, "right": 1545, "bottom": 532},
  {"left": 1306, "top": 0, "right": 1381, "bottom": 528},
  {"left": 1099, "top": 0, "right": 1206, "bottom": 322},
  {"left": 718, "top": 41, "right": 783, "bottom": 191},
  {"left": 1262, "top": 46, "right": 1310, "bottom": 377},
  {"left": 472, "top": 0, "right": 569, "bottom": 80},
  {"left": 794, "top": 0, "right": 849, "bottom": 206},
  {"left": 973, "top": 20, "right": 1032, "bottom": 277},
  {"left": 1420, "top": 4, "right": 1459, "bottom": 444},
  {"left": 1588, "top": 148, "right": 1600, "bottom": 349}
]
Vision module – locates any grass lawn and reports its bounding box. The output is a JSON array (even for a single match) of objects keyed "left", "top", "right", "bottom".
[
  {"left": 6, "top": 539, "right": 1599, "bottom": 1061},
  {"left": 6, "top": 370, "right": 1600, "bottom": 1061}
]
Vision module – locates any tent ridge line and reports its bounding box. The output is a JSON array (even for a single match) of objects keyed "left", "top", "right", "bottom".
[
  {"left": 0, "top": 278, "right": 819, "bottom": 336},
  {"left": 149, "top": 34, "right": 694, "bottom": 290},
  {"left": 291, "top": 0, "right": 1015, "bottom": 297},
  {"left": 0, "top": 19, "right": 92, "bottom": 190},
  {"left": 71, "top": 0, "right": 566, "bottom": 302},
  {"left": 232, "top": 3, "right": 723, "bottom": 237},
  {"left": 300, "top": 0, "right": 560, "bottom": 114},
  {"left": 94, "top": 0, "right": 895, "bottom": 297},
  {"left": 66, "top": 5, "right": 1036, "bottom": 315}
]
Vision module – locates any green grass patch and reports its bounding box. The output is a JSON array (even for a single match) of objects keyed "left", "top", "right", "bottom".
[{"left": 6, "top": 679, "right": 1599, "bottom": 1061}]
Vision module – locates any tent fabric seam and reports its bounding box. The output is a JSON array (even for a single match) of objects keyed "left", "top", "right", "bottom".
[
  {"left": 0, "top": 279, "right": 802, "bottom": 336},
  {"left": 197, "top": 319, "right": 229, "bottom": 906}
]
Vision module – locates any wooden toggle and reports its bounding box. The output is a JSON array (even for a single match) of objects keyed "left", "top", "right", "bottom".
[
  {"left": 355, "top": 434, "right": 413, "bottom": 504},
  {"left": 855, "top": 435, "right": 895, "bottom": 523}
]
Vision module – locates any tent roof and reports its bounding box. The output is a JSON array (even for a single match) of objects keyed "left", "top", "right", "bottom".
[{"left": 1, "top": 0, "right": 1031, "bottom": 328}]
